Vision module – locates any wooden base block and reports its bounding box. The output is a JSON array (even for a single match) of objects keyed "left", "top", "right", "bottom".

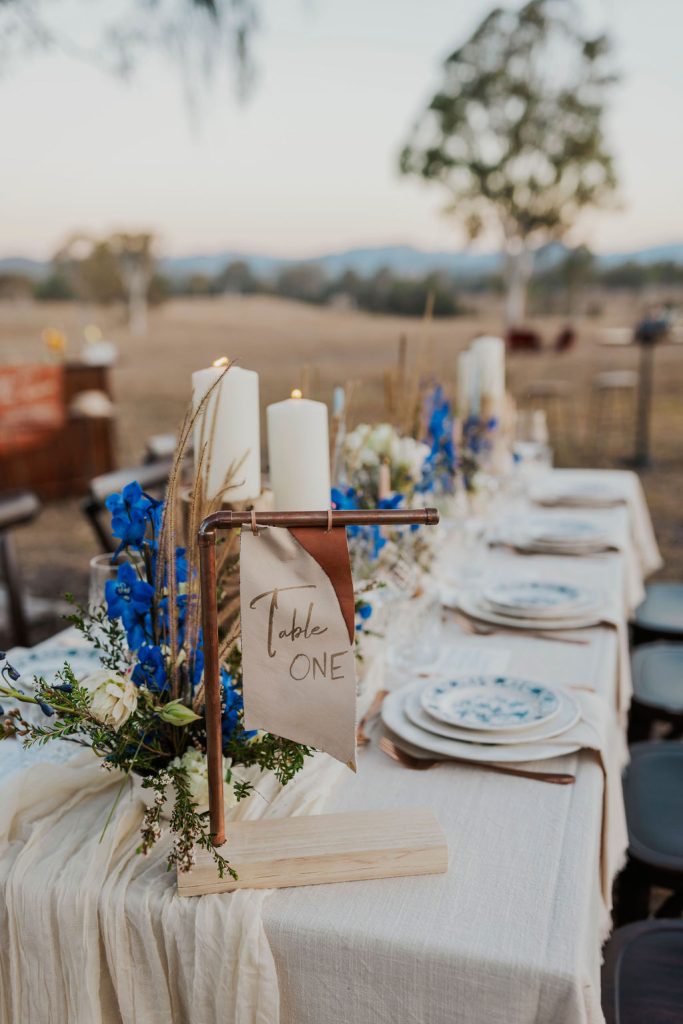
[{"left": 177, "top": 806, "right": 447, "bottom": 896}]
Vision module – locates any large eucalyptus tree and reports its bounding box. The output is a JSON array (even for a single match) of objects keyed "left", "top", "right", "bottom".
[{"left": 400, "top": 0, "right": 618, "bottom": 326}]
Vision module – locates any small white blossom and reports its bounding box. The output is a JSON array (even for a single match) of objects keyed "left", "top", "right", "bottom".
[
  {"left": 81, "top": 669, "right": 138, "bottom": 731},
  {"left": 172, "top": 747, "right": 238, "bottom": 811}
]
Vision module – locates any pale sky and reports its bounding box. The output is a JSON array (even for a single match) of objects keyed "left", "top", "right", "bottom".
[{"left": 2, "top": 0, "right": 682, "bottom": 260}]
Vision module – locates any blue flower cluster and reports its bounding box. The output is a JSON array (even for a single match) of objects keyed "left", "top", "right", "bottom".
[
  {"left": 418, "top": 386, "right": 457, "bottom": 496},
  {"left": 462, "top": 414, "right": 498, "bottom": 456},
  {"left": 331, "top": 486, "right": 401, "bottom": 562},
  {"left": 220, "top": 668, "right": 256, "bottom": 745},
  {"left": 102, "top": 479, "right": 252, "bottom": 753},
  {"left": 105, "top": 481, "right": 160, "bottom": 557}
]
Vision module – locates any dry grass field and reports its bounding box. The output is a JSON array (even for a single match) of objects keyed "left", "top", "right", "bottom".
[{"left": 1, "top": 293, "right": 682, "bottom": 644}]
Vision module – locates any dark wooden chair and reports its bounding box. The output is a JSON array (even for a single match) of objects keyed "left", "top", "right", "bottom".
[
  {"left": 0, "top": 491, "right": 41, "bottom": 647},
  {"left": 602, "top": 920, "right": 683, "bottom": 1024},
  {"left": 628, "top": 643, "right": 683, "bottom": 743},
  {"left": 615, "top": 742, "right": 683, "bottom": 925},
  {"left": 632, "top": 583, "right": 683, "bottom": 646},
  {"left": 82, "top": 460, "right": 175, "bottom": 553}
]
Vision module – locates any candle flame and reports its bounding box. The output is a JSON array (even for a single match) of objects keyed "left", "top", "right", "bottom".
[
  {"left": 212, "top": 356, "right": 230, "bottom": 368},
  {"left": 291, "top": 388, "right": 303, "bottom": 399}
]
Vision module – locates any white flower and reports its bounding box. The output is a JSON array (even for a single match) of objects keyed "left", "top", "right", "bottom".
[
  {"left": 390, "top": 436, "right": 430, "bottom": 480},
  {"left": 172, "top": 746, "right": 238, "bottom": 811},
  {"left": 81, "top": 669, "right": 138, "bottom": 731},
  {"left": 366, "top": 423, "right": 396, "bottom": 457}
]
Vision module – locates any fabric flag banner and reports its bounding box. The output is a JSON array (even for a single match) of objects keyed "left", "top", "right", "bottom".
[{"left": 240, "top": 525, "right": 358, "bottom": 770}]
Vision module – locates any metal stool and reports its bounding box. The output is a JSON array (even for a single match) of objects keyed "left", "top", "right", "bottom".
[
  {"left": 591, "top": 370, "right": 638, "bottom": 462},
  {"left": 0, "top": 491, "right": 41, "bottom": 647},
  {"left": 615, "top": 742, "right": 683, "bottom": 925},
  {"left": 628, "top": 643, "right": 683, "bottom": 742},
  {"left": 602, "top": 920, "right": 683, "bottom": 1024},
  {"left": 632, "top": 583, "right": 683, "bottom": 646}
]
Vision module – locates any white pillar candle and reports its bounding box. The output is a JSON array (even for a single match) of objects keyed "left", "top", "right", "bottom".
[
  {"left": 457, "top": 350, "right": 474, "bottom": 419},
  {"left": 192, "top": 359, "right": 261, "bottom": 502},
  {"left": 471, "top": 336, "right": 506, "bottom": 403},
  {"left": 267, "top": 390, "right": 331, "bottom": 510}
]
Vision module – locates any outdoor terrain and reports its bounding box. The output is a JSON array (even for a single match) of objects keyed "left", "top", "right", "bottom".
[{"left": 1, "top": 293, "right": 682, "bottom": 645}]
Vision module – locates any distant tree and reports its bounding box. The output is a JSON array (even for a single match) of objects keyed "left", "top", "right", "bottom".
[
  {"left": 0, "top": 272, "right": 33, "bottom": 300},
  {"left": 0, "top": 0, "right": 260, "bottom": 99},
  {"left": 53, "top": 231, "right": 157, "bottom": 332},
  {"left": 532, "top": 245, "right": 595, "bottom": 314},
  {"left": 216, "top": 260, "right": 259, "bottom": 294},
  {"left": 110, "top": 232, "right": 156, "bottom": 335},
  {"left": 34, "top": 273, "right": 74, "bottom": 302},
  {"left": 399, "top": 0, "right": 618, "bottom": 327},
  {"left": 275, "top": 264, "right": 327, "bottom": 303}
]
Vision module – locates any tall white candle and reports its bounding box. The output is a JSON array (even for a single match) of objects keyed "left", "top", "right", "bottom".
[
  {"left": 192, "top": 359, "right": 261, "bottom": 502},
  {"left": 457, "top": 350, "right": 474, "bottom": 419},
  {"left": 471, "top": 336, "right": 506, "bottom": 403},
  {"left": 267, "top": 390, "right": 331, "bottom": 510}
]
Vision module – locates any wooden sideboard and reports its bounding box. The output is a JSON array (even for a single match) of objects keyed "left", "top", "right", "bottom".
[{"left": 0, "top": 363, "right": 117, "bottom": 500}]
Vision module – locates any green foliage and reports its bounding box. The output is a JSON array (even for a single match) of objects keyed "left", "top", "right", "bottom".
[
  {"left": 399, "top": 0, "right": 618, "bottom": 248},
  {"left": 33, "top": 273, "right": 75, "bottom": 302},
  {"left": 0, "top": 1, "right": 261, "bottom": 98},
  {"left": 171, "top": 262, "right": 465, "bottom": 317}
]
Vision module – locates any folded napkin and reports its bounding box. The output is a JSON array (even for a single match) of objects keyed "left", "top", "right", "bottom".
[{"left": 383, "top": 688, "right": 627, "bottom": 908}]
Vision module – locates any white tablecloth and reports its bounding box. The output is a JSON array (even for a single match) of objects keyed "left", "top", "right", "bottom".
[{"left": 0, "top": 469, "right": 662, "bottom": 1024}]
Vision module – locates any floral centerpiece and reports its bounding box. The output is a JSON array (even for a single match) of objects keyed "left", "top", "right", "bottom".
[
  {"left": 333, "top": 422, "right": 435, "bottom": 584},
  {"left": 0, "top": 377, "right": 317, "bottom": 880}
]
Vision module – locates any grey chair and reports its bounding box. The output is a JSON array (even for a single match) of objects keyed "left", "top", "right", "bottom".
[
  {"left": 0, "top": 491, "right": 41, "bottom": 647},
  {"left": 631, "top": 583, "right": 683, "bottom": 646}
]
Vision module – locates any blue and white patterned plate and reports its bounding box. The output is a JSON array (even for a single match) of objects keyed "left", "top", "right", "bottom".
[
  {"left": 420, "top": 675, "right": 560, "bottom": 731},
  {"left": 483, "top": 579, "right": 588, "bottom": 618}
]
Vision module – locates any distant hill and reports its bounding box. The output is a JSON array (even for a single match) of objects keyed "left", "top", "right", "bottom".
[{"left": 2, "top": 242, "right": 683, "bottom": 282}]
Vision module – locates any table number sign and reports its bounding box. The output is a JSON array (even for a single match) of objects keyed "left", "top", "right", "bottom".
[
  {"left": 240, "top": 524, "right": 358, "bottom": 769},
  {"left": 182, "top": 507, "right": 447, "bottom": 895}
]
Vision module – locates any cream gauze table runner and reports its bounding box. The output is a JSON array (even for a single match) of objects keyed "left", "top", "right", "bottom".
[{"left": 0, "top": 468, "right": 661, "bottom": 1024}]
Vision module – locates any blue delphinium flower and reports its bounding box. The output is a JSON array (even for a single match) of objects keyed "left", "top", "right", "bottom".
[
  {"left": 105, "top": 562, "right": 155, "bottom": 649},
  {"left": 132, "top": 644, "right": 168, "bottom": 692},
  {"left": 219, "top": 669, "right": 257, "bottom": 746},
  {"left": 105, "top": 481, "right": 160, "bottom": 555},
  {"left": 418, "top": 386, "right": 457, "bottom": 496}
]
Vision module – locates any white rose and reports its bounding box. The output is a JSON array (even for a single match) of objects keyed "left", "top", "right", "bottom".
[
  {"left": 81, "top": 669, "right": 138, "bottom": 731},
  {"left": 172, "top": 747, "right": 238, "bottom": 811},
  {"left": 390, "top": 436, "right": 430, "bottom": 480},
  {"left": 366, "top": 423, "right": 396, "bottom": 457},
  {"left": 344, "top": 425, "right": 370, "bottom": 455}
]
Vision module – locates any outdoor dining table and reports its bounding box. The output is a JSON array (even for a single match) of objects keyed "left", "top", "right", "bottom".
[{"left": 0, "top": 468, "right": 661, "bottom": 1024}]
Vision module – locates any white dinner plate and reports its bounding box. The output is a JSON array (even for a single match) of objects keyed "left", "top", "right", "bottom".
[
  {"left": 407, "top": 684, "right": 580, "bottom": 744},
  {"left": 483, "top": 579, "right": 593, "bottom": 618},
  {"left": 453, "top": 591, "right": 604, "bottom": 631},
  {"left": 511, "top": 537, "right": 611, "bottom": 556},
  {"left": 420, "top": 674, "right": 560, "bottom": 731},
  {"left": 381, "top": 684, "right": 581, "bottom": 763},
  {"left": 530, "top": 480, "right": 623, "bottom": 508},
  {"left": 526, "top": 519, "right": 608, "bottom": 545}
]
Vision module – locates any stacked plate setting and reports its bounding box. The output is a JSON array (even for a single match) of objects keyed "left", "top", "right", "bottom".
[
  {"left": 530, "top": 479, "right": 623, "bottom": 509},
  {"left": 501, "top": 517, "right": 612, "bottom": 556},
  {"left": 381, "top": 674, "right": 582, "bottom": 763},
  {"left": 451, "top": 577, "right": 605, "bottom": 631}
]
